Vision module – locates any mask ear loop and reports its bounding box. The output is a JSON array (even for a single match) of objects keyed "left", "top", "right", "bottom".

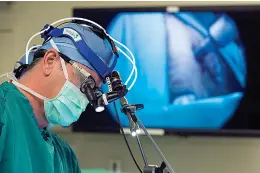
[
  {"left": 7, "top": 73, "right": 48, "bottom": 100},
  {"left": 49, "top": 39, "right": 69, "bottom": 80}
]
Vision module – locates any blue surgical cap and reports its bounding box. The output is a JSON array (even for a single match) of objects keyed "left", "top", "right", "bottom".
[{"left": 17, "top": 23, "right": 115, "bottom": 76}]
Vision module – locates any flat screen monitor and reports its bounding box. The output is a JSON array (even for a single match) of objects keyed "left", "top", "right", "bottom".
[{"left": 72, "top": 6, "right": 260, "bottom": 137}]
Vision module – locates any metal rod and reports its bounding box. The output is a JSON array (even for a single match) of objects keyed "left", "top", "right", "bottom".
[
  {"left": 137, "top": 117, "right": 175, "bottom": 173},
  {"left": 135, "top": 133, "right": 149, "bottom": 167}
]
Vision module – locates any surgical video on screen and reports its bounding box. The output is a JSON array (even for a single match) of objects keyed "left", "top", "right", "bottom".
[{"left": 76, "top": 11, "right": 247, "bottom": 130}]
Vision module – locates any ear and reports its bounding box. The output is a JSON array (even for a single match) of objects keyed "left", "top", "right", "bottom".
[{"left": 42, "top": 49, "right": 60, "bottom": 76}]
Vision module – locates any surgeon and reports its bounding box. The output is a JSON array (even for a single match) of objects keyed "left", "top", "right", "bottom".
[{"left": 0, "top": 20, "right": 117, "bottom": 173}]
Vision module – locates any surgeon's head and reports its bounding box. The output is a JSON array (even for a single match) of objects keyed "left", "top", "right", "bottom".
[
  {"left": 24, "top": 48, "right": 103, "bottom": 99},
  {"left": 19, "top": 23, "right": 115, "bottom": 98},
  {"left": 15, "top": 22, "right": 116, "bottom": 128}
]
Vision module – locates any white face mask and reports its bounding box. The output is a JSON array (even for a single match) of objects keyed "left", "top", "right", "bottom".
[{"left": 8, "top": 56, "right": 89, "bottom": 127}]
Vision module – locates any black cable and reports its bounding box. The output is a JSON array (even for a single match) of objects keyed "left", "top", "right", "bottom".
[{"left": 113, "top": 102, "right": 144, "bottom": 173}]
